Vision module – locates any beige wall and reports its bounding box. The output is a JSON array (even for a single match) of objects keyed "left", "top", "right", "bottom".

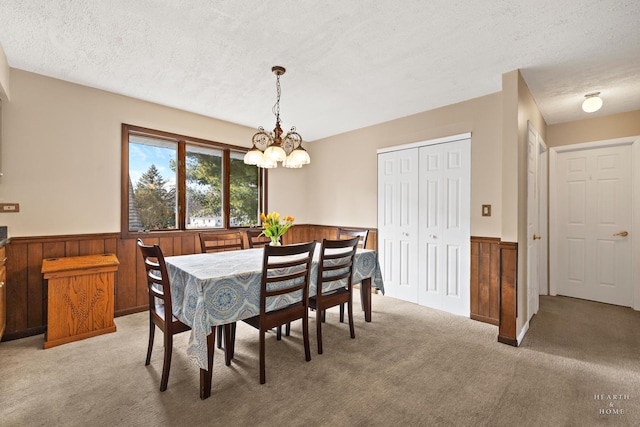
[
  {"left": 0, "top": 68, "right": 507, "bottom": 240},
  {"left": 501, "top": 71, "right": 519, "bottom": 243},
  {"left": 1, "top": 69, "right": 255, "bottom": 237},
  {"left": 501, "top": 70, "right": 548, "bottom": 338},
  {"left": 0, "top": 42, "right": 9, "bottom": 100},
  {"left": 298, "top": 91, "right": 503, "bottom": 237},
  {"left": 547, "top": 110, "right": 640, "bottom": 147}
]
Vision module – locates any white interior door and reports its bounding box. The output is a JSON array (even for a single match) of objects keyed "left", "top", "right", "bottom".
[
  {"left": 377, "top": 148, "right": 419, "bottom": 302},
  {"left": 418, "top": 140, "right": 470, "bottom": 316},
  {"left": 554, "top": 144, "right": 632, "bottom": 306},
  {"left": 527, "top": 123, "right": 546, "bottom": 319},
  {"left": 527, "top": 125, "right": 539, "bottom": 319}
]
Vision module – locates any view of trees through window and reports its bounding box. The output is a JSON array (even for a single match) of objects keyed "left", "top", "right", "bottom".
[{"left": 126, "top": 127, "right": 261, "bottom": 232}]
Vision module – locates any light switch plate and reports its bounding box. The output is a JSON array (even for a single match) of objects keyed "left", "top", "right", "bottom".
[
  {"left": 0, "top": 203, "right": 20, "bottom": 213},
  {"left": 482, "top": 204, "right": 491, "bottom": 217}
]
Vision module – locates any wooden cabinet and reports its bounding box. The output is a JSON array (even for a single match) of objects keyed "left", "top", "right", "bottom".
[
  {"left": 0, "top": 246, "right": 6, "bottom": 341},
  {"left": 41, "top": 253, "right": 119, "bottom": 349}
]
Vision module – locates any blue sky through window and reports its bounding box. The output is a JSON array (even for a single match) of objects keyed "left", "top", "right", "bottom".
[{"left": 129, "top": 136, "right": 176, "bottom": 189}]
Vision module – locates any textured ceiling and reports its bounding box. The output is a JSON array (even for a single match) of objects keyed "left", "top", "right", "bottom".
[{"left": 1, "top": 1, "right": 639, "bottom": 141}]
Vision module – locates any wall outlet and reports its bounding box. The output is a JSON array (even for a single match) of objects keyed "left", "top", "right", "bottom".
[{"left": 0, "top": 203, "right": 20, "bottom": 213}]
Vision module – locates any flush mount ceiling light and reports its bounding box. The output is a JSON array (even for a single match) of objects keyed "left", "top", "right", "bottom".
[
  {"left": 582, "top": 92, "right": 603, "bottom": 113},
  {"left": 244, "top": 66, "right": 310, "bottom": 169}
]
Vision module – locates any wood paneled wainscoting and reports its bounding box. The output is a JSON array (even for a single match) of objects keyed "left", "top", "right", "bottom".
[
  {"left": 2, "top": 225, "right": 377, "bottom": 341},
  {"left": 498, "top": 241, "right": 518, "bottom": 346},
  {"left": 470, "top": 237, "right": 501, "bottom": 326},
  {"left": 2, "top": 228, "right": 520, "bottom": 343},
  {"left": 469, "top": 237, "right": 519, "bottom": 345}
]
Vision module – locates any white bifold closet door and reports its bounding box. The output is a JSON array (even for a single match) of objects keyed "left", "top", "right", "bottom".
[
  {"left": 377, "top": 148, "right": 420, "bottom": 303},
  {"left": 378, "top": 136, "right": 470, "bottom": 316}
]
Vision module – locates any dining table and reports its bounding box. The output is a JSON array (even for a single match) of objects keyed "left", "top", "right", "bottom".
[{"left": 164, "top": 242, "right": 384, "bottom": 399}]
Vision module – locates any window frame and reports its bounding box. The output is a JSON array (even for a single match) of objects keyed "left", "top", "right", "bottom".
[{"left": 121, "top": 123, "right": 267, "bottom": 238}]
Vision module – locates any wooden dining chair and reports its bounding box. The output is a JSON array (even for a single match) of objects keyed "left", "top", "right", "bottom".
[
  {"left": 199, "top": 231, "right": 244, "bottom": 350},
  {"left": 337, "top": 227, "right": 369, "bottom": 249},
  {"left": 336, "top": 228, "right": 369, "bottom": 322},
  {"left": 245, "top": 229, "right": 271, "bottom": 248},
  {"left": 309, "top": 237, "right": 359, "bottom": 354},
  {"left": 199, "top": 231, "right": 245, "bottom": 253},
  {"left": 246, "top": 228, "right": 290, "bottom": 340},
  {"left": 137, "top": 239, "right": 192, "bottom": 392},
  {"left": 232, "top": 241, "right": 316, "bottom": 384}
]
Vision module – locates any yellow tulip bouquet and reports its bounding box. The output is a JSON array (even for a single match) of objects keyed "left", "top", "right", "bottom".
[{"left": 260, "top": 212, "right": 294, "bottom": 246}]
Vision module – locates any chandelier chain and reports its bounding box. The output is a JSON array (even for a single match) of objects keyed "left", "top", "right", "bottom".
[{"left": 272, "top": 73, "right": 281, "bottom": 124}]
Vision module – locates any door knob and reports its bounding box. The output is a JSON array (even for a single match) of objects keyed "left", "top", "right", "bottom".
[
  {"left": 613, "top": 231, "right": 629, "bottom": 237},
  {"left": 533, "top": 234, "right": 541, "bottom": 240}
]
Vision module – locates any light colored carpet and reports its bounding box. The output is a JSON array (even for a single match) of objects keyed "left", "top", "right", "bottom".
[{"left": 1, "top": 294, "right": 639, "bottom": 426}]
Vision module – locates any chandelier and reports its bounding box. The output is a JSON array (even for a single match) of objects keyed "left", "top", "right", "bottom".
[{"left": 243, "top": 66, "right": 310, "bottom": 169}]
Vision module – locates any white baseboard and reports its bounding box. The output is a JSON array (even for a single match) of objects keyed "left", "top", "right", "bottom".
[{"left": 517, "top": 320, "right": 530, "bottom": 346}]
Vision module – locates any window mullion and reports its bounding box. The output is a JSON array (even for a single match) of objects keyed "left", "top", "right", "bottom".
[
  {"left": 223, "top": 149, "right": 231, "bottom": 228},
  {"left": 177, "top": 141, "right": 187, "bottom": 229}
]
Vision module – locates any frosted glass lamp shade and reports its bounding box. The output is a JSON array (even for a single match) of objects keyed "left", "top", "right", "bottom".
[
  {"left": 287, "top": 147, "right": 310, "bottom": 167},
  {"left": 582, "top": 94, "right": 602, "bottom": 113},
  {"left": 264, "top": 145, "right": 287, "bottom": 162},
  {"left": 257, "top": 157, "right": 277, "bottom": 169},
  {"left": 243, "top": 147, "right": 264, "bottom": 165}
]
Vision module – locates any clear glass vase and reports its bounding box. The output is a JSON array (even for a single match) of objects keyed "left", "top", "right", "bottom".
[{"left": 269, "top": 237, "right": 281, "bottom": 246}]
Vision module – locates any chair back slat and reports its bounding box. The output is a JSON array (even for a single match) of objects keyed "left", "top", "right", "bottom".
[
  {"left": 137, "top": 238, "right": 173, "bottom": 315},
  {"left": 317, "top": 236, "right": 359, "bottom": 298},
  {"left": 260, "top": 241, "right": 316, "bottom": 315},
  {"left": 246, "top": 229, "right": 272, "bottom": 248},
  {"left": 200, "top": 232, "right": 244, "bottom": 253},
  {"left": 336, "top": 227, "right": 369, "bottom": 249}
]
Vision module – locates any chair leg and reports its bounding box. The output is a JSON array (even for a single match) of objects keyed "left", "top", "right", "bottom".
[
  {"left": 303, "top": 313, "right": 311, "bottom": 362},
  {"left": 339, "top": 303, "right": 345, "bottom": 323},
  {"left": 145, "top": 319, "right": 155, "bottom": 366},
  {"left": 285, "top": 322, "right": 291, "bottom": 336},
  {"left": 316, "top": 305, "right": 323, "bottom": 355},
  {"left": 276, "top": 325, "right": 282, "bottom": 341},
  {"left": 160, "top": 332, "right": 173, "bottom": 392},
  {"left": 259, "top": 329, "right": 266, "bottom": 384},
  {"left": 348, "top": 299, "right": 355, "bottom": 339},
  {"left": 322, "top": 310, "right": 326, "bottom": 323},
  {"left": 230, "top": 322, "right": 236, "bottom": 358}
]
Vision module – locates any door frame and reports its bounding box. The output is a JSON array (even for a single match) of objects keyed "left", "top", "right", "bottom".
[
  {"left": 538, "top": 138, "right": 549, "bottom": 296},
  {"left": 549, "top": 135, "right": 640, "bottom": 310}
]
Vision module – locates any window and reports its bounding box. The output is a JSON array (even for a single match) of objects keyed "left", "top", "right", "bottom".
[{"left": 122, "top": 124, "right": 265, "bottom": 236}]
